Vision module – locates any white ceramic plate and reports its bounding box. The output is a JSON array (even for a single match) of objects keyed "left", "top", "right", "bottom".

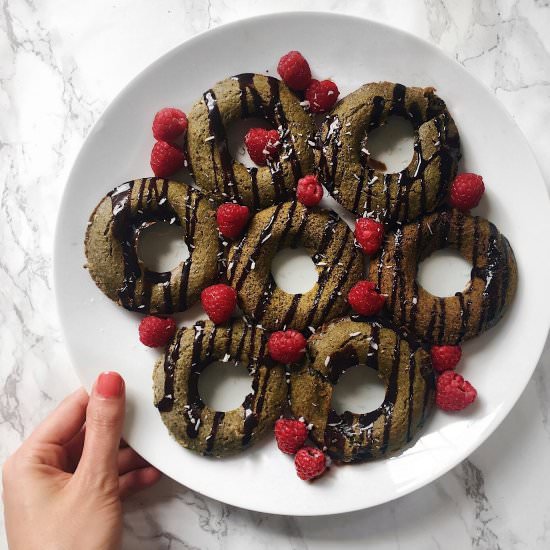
[{"left": 55, "top": 12, "right": 550, "bottom": 516}]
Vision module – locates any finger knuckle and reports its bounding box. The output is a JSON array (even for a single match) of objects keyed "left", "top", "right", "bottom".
[{"left": 89, "top": 407, "right": 121, "bottom": 430}]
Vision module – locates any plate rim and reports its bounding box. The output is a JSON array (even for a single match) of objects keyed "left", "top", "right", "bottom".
[{"left": 54, "top": 10, "right": 550, "bottom": 516}]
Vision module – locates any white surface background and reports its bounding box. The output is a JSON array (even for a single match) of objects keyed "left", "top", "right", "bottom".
[{"left": 1, "top": 0, "right": 550, "bottom": 548}]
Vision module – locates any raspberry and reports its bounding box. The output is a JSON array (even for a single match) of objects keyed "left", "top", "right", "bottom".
[
  {"left": 431, "top": 345, "right": 462, "bottom": 373},
  {"left": 296, "top": 174, "right": 323, "bottom": 207},
  {"left": 436, "top": 371, "right": 477, "bottom": 411},
  {"left": 150, "top": 141, "right": 186, "bottom": 177},
  {"left": 305, "top": 79, "right": 340, "bottom": 113},
  {"left": 152, "top": 107, "right": 188, "bottom": 142},
  {"left": 200, "top": 284, "right": 237, "bottom": 324},
  {"left": 268, "top": 330, "right": 307, "bottom": 364},
  {"left": 295, "top": 447, "right": 326, "bottom": 481},
  {"left": 244, "top": 128, "right": 280, "bottom": 166},
  {"left": 138, "top": 316, "right": 177, "bottom": 348},
  {"left": 277, "top": 51, "right": 312, "bottom": 91},
  {"left": 274, "top": 418, "right": 308, "bottom": 454},
  {"left": 355, "top": 218, "right": 384, "bottom": 255},
  {"left": 216, "top": 203, "right": 250, "bottom": 240},
  {"left": 449, "top": 173, "right": 485, "bottom": 211},
  {"left": 347, "top": 280, "right": 385, "bottom": 316}
]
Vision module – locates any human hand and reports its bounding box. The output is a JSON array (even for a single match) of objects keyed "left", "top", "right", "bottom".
[{"left": 2, "top": 371, "right": 161, "bottom": 550}]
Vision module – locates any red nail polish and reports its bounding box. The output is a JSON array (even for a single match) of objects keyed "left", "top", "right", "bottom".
[{"left": 96, "top": 371, "right": 124, "bottom": 398}]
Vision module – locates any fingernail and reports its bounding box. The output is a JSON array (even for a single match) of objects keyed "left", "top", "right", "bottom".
[{"left": 96, "top": 371, "right": 124, "bottom": 398}]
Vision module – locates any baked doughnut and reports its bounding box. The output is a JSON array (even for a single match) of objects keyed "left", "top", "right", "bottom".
[
  {"left": 316, "top": 81, "right": 460, "bottom": 223},
  {"left": 227, "top": 201, "right": 363, "bottom": 332},
  {"left": 153, "top": 319, "right": 287, "bottom": 456},
  {"left": 290, "top": 317, "right": 435, "bottom": 462},
  {"left": 369, "top": 208, "right": 518, "bottom": 344},
  {"left": 85, "top": 178, "right": 221, "bottom": 314},
  {"left": 187, "top": 73, "right": 315, "bottom": 210}
]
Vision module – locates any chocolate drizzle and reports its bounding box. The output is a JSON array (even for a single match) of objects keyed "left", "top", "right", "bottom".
[
  {"left": 370, "top": 209, "right": 517, "bottom": 345},
  {"left": 316, "top": 82, "right": 460, "bottom": 224},
  {"left": 203, "top": 89, "right": 238, "bottom": 201},
  {"left": 228, "top": 202, "right": 361, "bottom": 331},
  {"left": 155, "top": 329, "right": 183, "bottom": 412},
  {"left": 185, "top": 322, "right": 206, "bottom": 439},
  {"left": 156, "top": 319, "right": 285, "bottom": 455},
  {"left": 303, "top": 318, "right": 433, "bottom": 463},
  {"left": 201, "top": 74, "right": 309, "bottom": 207},
  {"left": 108, "top": 178, "right": 186, "bottom": 313}
]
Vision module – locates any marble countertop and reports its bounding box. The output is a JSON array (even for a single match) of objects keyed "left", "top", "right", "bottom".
[{"left": 1, "top": 1, "right": 549, "bottom": 548}]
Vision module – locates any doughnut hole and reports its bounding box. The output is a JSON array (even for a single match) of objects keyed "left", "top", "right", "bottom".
[
  {"left": 364, "top": 115, "right": 415, "bottom": 173},
  {"left": 198, "top": 360, "right": 253, "bottom": 412},
  {"left": 227, "top": 117, "right": 277, "bottom": 169},
  {"left": 417, "top": 248, "right": 472, "bottom": 297},
  {"left": 271, "top": 247, "right": 318, "bottom": 294},
  {"left": 331, "top": 364, "right": 386, "bottom": 414},
  {"left": 136, "top": 222, "right": 189, "bottom": 272}
]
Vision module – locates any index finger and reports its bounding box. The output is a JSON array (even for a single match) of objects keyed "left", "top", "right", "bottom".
[{"left": 25, "top": 388, "right": 89, "bottom": 447}]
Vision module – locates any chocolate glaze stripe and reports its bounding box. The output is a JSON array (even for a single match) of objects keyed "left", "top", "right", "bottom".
[
  {"left": 327, "top": 346, "right": 359, "bottom": 385},
  {"left": 251, "top": 201, "right": 300, "bottom": 325},
  {"left": 437, "top": 297, "right": 447, "bottom": 345},
  {"left": 110, "top": 181, "right": 137, "bottom": 309},
  {"left": 351, "top": 159, "right": 368, "bottom": 214},
  {"left": 233, "top": 203, "right": 284, "bottom": 291},
  {"left": 499, "top": 234, "right": 511, "bottom": 315},
  {"left": 317, "top": 244, "right": 360, "bottom": 322},
  {"left": 186, "top": 322, "right": 206, "bottom": 439},
  {"left": 290, "top": 206, "right": 310, "bottom": 248},
  {"left": 141, "top": 270, "right": 172, "bottom": 313},
  {"left": 276, "top": 200, "right": 299, "bottom": 252},
  {"left": 267, "top": 158, "right": 287, "bottom": 203},
  {"left": 456, "top": 291, "right": 471, "bottom": 344},
  {"left": 247, "top": 167, "right": 261, "bottom": 211},
  {"left": 409, "top": 221, "right": 423, "bottom": 331},
  {"left": 241, "top": 371, "right": 260, "bottom": 446},
  {"left": 312, "top": 211, "right": 339, "bottom": 263},
  {"left": 420, "top": 356, "right": 435, "bottom": 424},
  {"left": 251, "top": 277, "right": 277, "bottom": 323},
  {"left": 478, "top": 222, "right": 502, "bottom": 333},
  {"left": 234, "top": 321, "right": 249, "bottom": 363},
  {"left": 391, "top": 83, "right": 407, "bottom": 116},
  {"left": 227, "top": 234, "right": 248, "bottom": 282},
  {"left": 317, "top": 115, "right": 342, "bottom": 193},
  {"left": 204, "top": 323, "right": 218, "bottom": 360},
  {"left": 156, "top": 329, "right": 183, "bottom": 412},
  {"left": 247, "top": 323, "right": 258, "bottom": 365},
  {"left": 406, "top": 348, "right": 417, "bottom": 442},
  {"left": 178, "top": 186, "right": 198, "bottom": 310},
  {"left": 236, "top": 73, "right": 268, "bottom": 119},
  {"left": 303, "top": 224, "right": 351, "bottom": 328},
  {"left": 380, "top": 334, "right": 401, "bottom": 454},
  {"left": 203, "top": 89, "right": 239, "bottom": 201},
  {"left": 470, "top": 216, "right": 482, "bottom": 337},
  {"left": 268, "top": 77, "right": 304, "bottom": 184},
  {"left": 389, "top": 228, "right": 404, "bottom": 316},
  {"left": 223, "top": 321, "right": 235, "bottom": 358},
  {"left": 205, "top": 411, "right": 225, "bottom": 455},
  {"left": 352, "top": 95, "right": 385, "bottom": 213},
  {"left": 281, "top": 294, "right": 302, "bottom": 329}
]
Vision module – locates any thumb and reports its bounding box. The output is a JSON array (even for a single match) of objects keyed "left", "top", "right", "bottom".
[{"left": 76, "top": 371, "right": 125, "bottom": 486}]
